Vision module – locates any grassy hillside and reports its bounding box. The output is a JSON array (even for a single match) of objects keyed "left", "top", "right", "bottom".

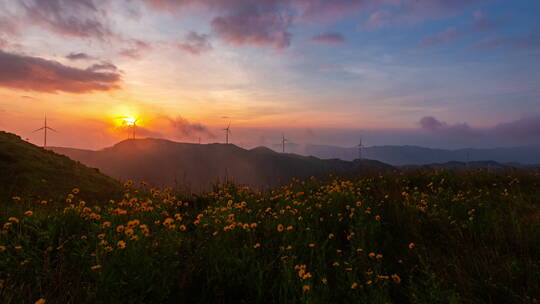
[
  {"left": 0, "top": 170, "right": 538, "bottom": 303},
  {"left": 51, "top": 139, "right": 394, "bottom": 191},
  {"left": 0, "top": 131, "right": 121, "bottom": 204}
]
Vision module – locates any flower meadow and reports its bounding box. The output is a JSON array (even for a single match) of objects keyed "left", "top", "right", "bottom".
[{"left": 1, "top": 170, "right": 539, "bottom": 303}]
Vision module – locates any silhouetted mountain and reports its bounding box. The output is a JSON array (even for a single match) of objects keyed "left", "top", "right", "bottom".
[
  {"left": 51, "top": 138, "right": 394, "bottom": 191},
  {"left": 0, "top": 131, "right": 121, "bottom": 202},
  {"left": 305, "top": 144, "right": 540, "bottom": 166}
]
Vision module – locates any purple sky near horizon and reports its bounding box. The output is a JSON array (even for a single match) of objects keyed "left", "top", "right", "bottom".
[{"left": 0, "top": 0, "right": 539, "bottom": 150}]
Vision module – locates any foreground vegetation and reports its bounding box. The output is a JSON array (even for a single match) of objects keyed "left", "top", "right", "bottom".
[{"left": 1, "top": 170, "right": 539, "bottom": 303}]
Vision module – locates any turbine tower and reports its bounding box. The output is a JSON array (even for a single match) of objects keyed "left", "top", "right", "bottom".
[
  {"left": 132, "top": 119, "right": 139, "bottom": 140},
  {"left": 358, "top": 137, "right": 363, "bottom": 160},
  {"left": 33, "top": 115, "right": 57, "bottom": 148},
  {"left": 223, "top": 122, "right": 231, "bottom": 144},
  {"left": 281, "top": 133, "right": 287, "bottom": 153}
]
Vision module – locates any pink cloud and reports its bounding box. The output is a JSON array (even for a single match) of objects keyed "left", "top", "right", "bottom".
[
  {"left": 311, "top": 32, "right": 345, "bottom": 45},
  {"left": 0, "top": 49, "right": 121, "bottom": 93},
  {"left": 177, "top": 31, "right": 212, "bottom": 54},
  {"left": 419, "top": 27, "right": 461, "bottom": 47},
  {"left": 211, "top": 4, "right": 293, "bottom": 49}
]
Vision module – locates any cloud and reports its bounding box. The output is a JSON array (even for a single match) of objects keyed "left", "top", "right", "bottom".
[
  {"left": 18, "top": 0, "right": 113, "bottom": 39},
  {"left": 177, "top": 31, "right": 212, "bottom": 54},
  {"left": 419, "top": 115, "right": 540, "bottom": 140},
  {"left": 419, "top": 116, "right": 477, "bottom": 136},
  {"left": 86, "top": 62, "right": 118, "bottom": 72},
  {"left": 475, "top": 32, "right": 540, "bottom": 50},
  {"left": 358, "top": 10, "right": 391, "bottom": 30},
  {"left": 66, "top": 52, "right": 94, "bottom": 60},
  {"left": 311, "top": 32, "right": 345, "bottom": 45},
  {"left": 419, "top": 26, "right": 462, "bottom": 47},
  {"left": 166, "top": 115, "right": 214, "bottom": 138},
  {"left": 0, "top": 49, "right": 121, "bottom": 93},
  {"left": 118, "top": 39, "right": 152, "bottom": 59},
  {"left": 491, "top": 115, "right": 540, "bottom": 140},
  {"left": 210, "top": 3, "right": 293, "bottom": 49}
]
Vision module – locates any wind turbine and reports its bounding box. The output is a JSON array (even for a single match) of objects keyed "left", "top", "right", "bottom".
[
  {"left": 131, "top": 118, "right": 139, "bottom": 140},
  {"left": 357, "top": 137, "right": 363, "bottom": 160},
  {"left": 281, "top": 133, "right": 287, "bottom": 153},
  {"left": 33, "top": 115, "right": 57, "bottom": 148},
  {"left": 223, "top": 122, "right": 231, "bottom": 144}
]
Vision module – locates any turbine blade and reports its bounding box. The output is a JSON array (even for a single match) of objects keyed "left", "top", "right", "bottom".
[
  {"left": 46, "top": 127, "right": 58, "bottom": 132},
  {"left": 33, "top": 127, "right": 45, "bottom": 132}
]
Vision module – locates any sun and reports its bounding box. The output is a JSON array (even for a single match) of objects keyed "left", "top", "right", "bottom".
[{"left": 122, "top": 116, "right": 137, "bottom": 126}]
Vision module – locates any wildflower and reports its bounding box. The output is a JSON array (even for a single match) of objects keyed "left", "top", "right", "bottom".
[
  {"left": 351, "top": 282, "right": 358, "bottom": 289},
  {"left": 14, "top": 245, "right": 22, "bottom": 250},
  {"left": 369, "top": 252, "right": 375, "bottom": 258},
  {"left": 116, "top": 225, "right": 125, "bottom": 233},
  {"left": 250, "top": 222, "right": 257, "bottom": 228},
  {"left": 101, "top": 221, "right": 111, "bottom": 228},
  {"left": 408, "top": 242, "right": 415, "bottom": 249},
  {"left": 179, "top": 225, "right": 187, "bottom": 231},
  {"left": 366, "top": 280, "right": 373, "bottom": 285},
  {"left": 97, "top": 233, "right": 105, "bottom": 240},
  {"left": 163, "top": 218, "right": 174, "bottom": 226},
  {"left": 0, "top": 245, "right": 5, "bottom": 252},
  {"left": 8, "top": 217, "right": 19, "bottom": 223},
  {"left": 117, "top": 240, "right": 126, "bottom": 249},
  {"left": 321, "top": 278, "right": 328, "bottom": 285},
  {"left": 302, "top": 285, "right": 311, "bottom": 292},
  {"left": 376, "top": 253, "right": 383, "bottom": 259},
  {"left": 80, "top": 235, "right": 87, "bottom": 240},
  {"left": 90, "top": 265, "right": 102, "bottom": 270},
  {"left": 253, "top": 243, "right": 261, "bottom": 248},
  {"left": 328, "top": 233, "right": 335, "bottom": 239},
  {"left": 35, "top": 298, "right": 46, "bottom": 304},
  {"left": 12, "top": 196, "right": 21, "bottom": 201},
  {"left": 375, "top": 215, "right": 381, "bottom": 221},
  {"left": 277, "top": 224, "right": 284, "bottom": 232},
  {"left": 72, "top": 188, "right": 80, "bottom": 194},
  {"left": 391, "top": 274, "right": 401, "bottom": 284},
  {"left": 308, "top": 243, "right": 315, "bottom": 248},
  {"left": 124, "top": 228, "right": 134, "bottom": 236},
  {"left": 286, "top": 225, "right": 293, "bottom": 231}
]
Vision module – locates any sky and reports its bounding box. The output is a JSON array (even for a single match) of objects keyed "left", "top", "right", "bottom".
[{"left": 0, "top": 0, "right": 539, "bottom": 150}]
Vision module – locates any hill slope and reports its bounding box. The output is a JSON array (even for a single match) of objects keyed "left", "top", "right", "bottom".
[
  {"left": 0, "top": 131, "right": 121, "bottom": 202},
  {"left": 51, "top": 138, "right": 394, "bottom": 191}
]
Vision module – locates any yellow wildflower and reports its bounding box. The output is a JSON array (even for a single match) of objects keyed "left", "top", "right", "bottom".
[
  {"left": 391, "top": 274, "right": 401, "bottom": 284},
  {"left": 24, "top": 210, "right": 33, "bottom": 216},
  {"left": 0, "top": 245, "right": 5, "bottom": 252},
  {"left": 35, "top": 298, "right": 46, "bottom": 304},
  {"left": 408, "top": 242, "right": 415, "bottom": 249},
  {"left": 286, "top": 225, "right": 293, "bottom": 231},
  {"left": 116, "top": 225, "right": 124, "bottom": 232},
  {"left": 253, "top": 243, "right": 261, "bottom": 248},
  {"left": 8, "top": 217, "right": 19, "bottom": 223},
  {"left": 117, "top": 240, "right": 126, "bottom": 249},
  {"left": 277, "top": 224, "right": 284, "bottom": 232},
  {"left": 351, "top": 282, "right": 358, "bottom": 289},
  {"left": 179, "top": 225, "right": 187, "bottom": 231},
  {"left": 302, "top": 285, "right": 311, "bottom": 292},
  {"left": 90, "top": 265, "right": 102, "bottom": 270}
]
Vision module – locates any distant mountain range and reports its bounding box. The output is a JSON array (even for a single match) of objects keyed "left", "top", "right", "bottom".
[
  {"left": 51, "top": 139, "right": 393, "bottom": 191},
  {"left": 304, "top": 144, "right": 540, "bottom": 166}
]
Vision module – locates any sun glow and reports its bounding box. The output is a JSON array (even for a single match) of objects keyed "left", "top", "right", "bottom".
[{"left": 122, "top": 116, "right": 137, "bottom": 126}]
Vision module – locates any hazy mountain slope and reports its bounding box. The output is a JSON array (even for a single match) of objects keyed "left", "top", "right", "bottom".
[
  {"left": 51, "top": 139, "right": 394, "bottom": 191},
  {"left": 0, "top": 131, "right": 121, "bottom": 202},
  {"left": 305, "top": 144, "right": 540, "bottom": 165}
]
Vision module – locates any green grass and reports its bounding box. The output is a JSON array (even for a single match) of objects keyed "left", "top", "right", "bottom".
[
  {"left": 0, "top": 170, "right": 539, "bottom": 303},
  {"left": 0, "top": 131, "right": 122, "bottom": 207}
]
